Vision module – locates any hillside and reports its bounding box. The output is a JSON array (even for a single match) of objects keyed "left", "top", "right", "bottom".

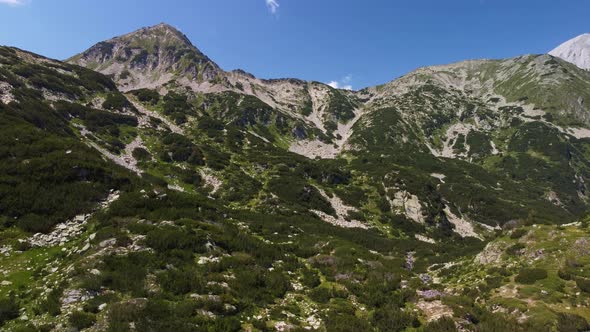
[{"left": 0, "top": 23, "right": 589, "bottom": 331}]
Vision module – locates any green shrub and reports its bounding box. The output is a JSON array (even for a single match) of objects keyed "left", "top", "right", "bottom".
[
  {"left": 162, "top": 92, "right": 191, "bottom": 116},
  {"left": 160, "top": 133, "right": 204, "bottom": 165},
  {"left": 39, "top": 288, "right": 62, "bottom": 316},
  {"left": 132, "top": 147, "right": 151, "bottom": 161},
  {"left": 83, "top": 294, "right": 118, "bottom": 314},
  {"left": 107, "top": 302, "right": 142, "bottom": 331},
  {"left": 506, "top": 243, "right": 525, "bottom": 256},
  {"left": 210, "top": 317, "right": 242, "bottom": 332},
  {"left": 102, "top": 93, "right": 130, "bottom": 110},
  {"left": 70, "top": 64, "right": 117, "bottom": 92},
  {"left": 575, "top": 277, "right": 590, "bottom": 293},
  {"left": 131, "top": 50, "right": 148, "bottom": 64},
  {"left": 201, "top": 145, "right": 229, "bottom": 170},
  {"left": 146, "top": 227, "right": 203, "bottom": 252},
  {"left": 0, "top": 296, "right": 19, "bottom": 326},
  {"left": 230, "top": 267, "right": 291, "bottom": 305},
  {"left": 510, "top": 228, "right": 527, "bottom": 239},
  {"left": 69, "top": 311, "right": 96, "bottom": 330},
  {"left": 79, "top": 274, "right": 103, "bottom": 292},
  {"left": 556, "top": 312, "right": 590, "bottom": 332},
  {"left": 309, "top": 286, "right": 332, "bottom": 304},
  {"left": 485, "top": 276, "right": 503, "bottom": 289},
  {"left": 84, "top": 109, "right": 137, "bottom": 129},
  {"left": 131, "top": 89, "right": 160, "bottom": 104},
  {"left": 17, "top": 213, "right": 54, "bottom": 233},
  {"left": 158, "top": 268, "right": 204, "bottom": 295},
  {"left": 424, "top": 317, "right": 457, "bottom": 332},
  {"left": 177, "top": 168, "right": 202, "bottom": 187},
  {"left": 515, "top": 268, "right": 547, "bottom": 284},
  {"left": 324, "top": 311, "right": 371, "bottom": 332},
  {"left": 119, "top": 70, "right": 130, "bottom": 80},
  {"left": 372, "top": 304, "right": 420, "bottom": 331},
  {"left": 301, "top": 268, "right": 321, "bottom": 288},
  {"left": 101, "top": 252, "right": 154, "bottom": 295},
  {"left": 115, "top": 233, "right": 132, "bottom": 247},
  {"left": 488, "top": 266, "right": 511, "bottom": 277},
  {"left": 473, "top": 311, "right": 523, "bottom": 331},
  {"left": 558, "top": 267, "right": 572, "bottom": 280}
]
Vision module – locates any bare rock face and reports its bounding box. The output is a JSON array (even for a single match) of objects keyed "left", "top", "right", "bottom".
[
  {"left": 549, "top": 33, "right": 590, "bottom": 70},
  {"left": 475, "top": 241, "right": 506, "bottom": 265},
  {"left": 67, "top": 23, "right": 221, "bottom": 91},
  {"left": 66, "top": 23, "right": 371, "bottom": 160}
]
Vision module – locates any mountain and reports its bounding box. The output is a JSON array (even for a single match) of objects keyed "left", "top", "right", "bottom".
[
  {"left": 549, "top": 33, "right": 590, "bottom": 70},
  {"left": 68, "top": 23, "right": 222, "bottom": 91},
  {"left": 0, "top": 24, "right": 590, "bottom": 331},
  {"left": 69, "top": 24, "right": 365, "bottom": 151}
]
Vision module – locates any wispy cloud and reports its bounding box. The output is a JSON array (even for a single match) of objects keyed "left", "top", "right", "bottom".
[
  {"left": 0, "top": 0, "right": 27, "bottom": 6},
  {"left": 328, "top": 75, "right": 353, "bottom": 90},
  {"left": 265, "top": 0, "right": 279, "bottom": 14}
]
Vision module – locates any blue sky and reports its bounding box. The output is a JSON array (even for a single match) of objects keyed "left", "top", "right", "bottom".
[{"left": 0, "top": 0, "right": 588, "bottom": 89}]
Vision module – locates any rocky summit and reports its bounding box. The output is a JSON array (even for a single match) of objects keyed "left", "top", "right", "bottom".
[
  {"left": 1, "top": 22, "right": 590, "bottom": 331},
  {"left": 550, "top": 33, "right": 590, "bottom": 70}
]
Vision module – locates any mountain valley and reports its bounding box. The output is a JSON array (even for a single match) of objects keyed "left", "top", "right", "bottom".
[{"left": 1, "top": 23, "right": 590, "bottom": 331}]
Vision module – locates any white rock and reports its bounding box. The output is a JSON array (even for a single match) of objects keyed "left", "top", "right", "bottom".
[
  {"left": 391, "top": 191, "right": 425, "bottom": 224},
  {"left": 415, "top": 234, "right": 436, "bottom": 244},
  {"left": 444, "top": 206, "right": 482, "bottom": 240},
  {"left": 549, "top": 33, "right": 590, "bottom": 70}
]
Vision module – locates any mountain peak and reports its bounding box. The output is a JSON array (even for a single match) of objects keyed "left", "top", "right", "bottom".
[
  {"left": 126, "top": 22, "right": 193, "bottom": 47},
  {"left": 151, "top": 22, "right": 178, "bottom": 30},
  {"left": 67, "top": 23, "right": 220, "bottom": 91},
  {"left": 549, "top": 33, "right": 590, "bottom": 70}
]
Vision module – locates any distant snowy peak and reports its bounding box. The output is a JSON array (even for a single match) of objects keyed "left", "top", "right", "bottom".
[{"left": 549, "top": 33, "right": 590, "bottom": 70}]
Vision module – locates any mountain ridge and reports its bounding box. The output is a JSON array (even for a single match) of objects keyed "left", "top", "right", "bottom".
[
  {"left": 1, "top": 24, "right": 590, "bottom": 331},
  {"left": 66, "top": 24, "right": 590, "bottom": 229}
]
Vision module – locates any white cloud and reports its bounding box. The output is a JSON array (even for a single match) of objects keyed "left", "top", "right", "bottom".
[
  {"left": 265, "top": 0, "right": 279, "bottom": 14},
  {"left": 0, "top": 0, "right": 26, "bottom": 5},
  {"left": 327, "top": 75, "right": 353, "bottom": 90}
]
